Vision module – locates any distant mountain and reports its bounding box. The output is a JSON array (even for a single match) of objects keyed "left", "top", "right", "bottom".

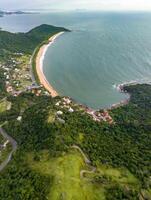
[
  {"left": 0, "top": 10, "right": 35, "bottom": 17},
  {"left": 0, "top": 10, "right": 4, "bottom": 17}
]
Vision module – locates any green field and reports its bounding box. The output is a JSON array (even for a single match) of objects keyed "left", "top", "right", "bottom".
[
  {"left": 97, "top": 164, "right": 139, "bottom": 186},
  {"left": 28, "top": 148, "right": 139, "bottom": 200},
  {"left": 0, "top": 99, "right": 11, "bottom": 113},
  {"left": 29, "top": 149, "right": 106, "bottom": 200}
]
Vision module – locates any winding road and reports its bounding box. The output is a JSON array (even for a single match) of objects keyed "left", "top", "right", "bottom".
[
  {"left": 71, "top": 145, "right": 96, "bottom": 178},
  {"left": 0, "top": 127, "right": 17, "bottom": 172},
  {"left": 72, "top": 145, "right": 91, "bottom": 164}
]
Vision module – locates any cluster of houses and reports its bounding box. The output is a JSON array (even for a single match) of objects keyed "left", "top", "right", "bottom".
[
  {"left": 54, "top": 97, "right": 75, "bottom": 124},
  {"left": 0, "top": 54, "right": 32, "bottom": 96},
  {"left": 5, "top": 81, "right": 22, "bottom": 97},
  {"left": 85, "top": 108, "right": 114, "bottom": 124},
  {"left": 1, "top": 60, "right": 16, "bottom": 94},
  {"left": 1, "top": 53, "right": 49, "bottom": 97},
  {"left": 54, "top": 97, "right": 114, "bottom": 124},
  {"left": 55, "top": 97, "right": 74, "bottom": 113},
  {"left": 56, "top": 111, "right": 65, "bottom": 124}
]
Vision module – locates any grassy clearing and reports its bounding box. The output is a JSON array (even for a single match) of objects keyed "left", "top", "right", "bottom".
[
  {"left": 77, "top": 133, "right": 85, "bottom": 144},
  {"left": 47, "top": 110, "right": 55, "bottom": 124},
  {"left": 0, "top": 99, "right": 11, "bottom": 113},
  {"left": 96, "top": 164, "right": 139, "bottom": 187},
  {"left": 17, "top": 55, "right": 30, "bottom": 64},
  {"left": 28, "top": 149, "right": 106, "bottom": 200},
  {"left": 28, "top": 148, "right": 140, "bottom": 200}
]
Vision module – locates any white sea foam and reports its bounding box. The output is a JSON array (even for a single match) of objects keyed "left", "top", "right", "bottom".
[{"left": 113, "top": 78, "right": 151, "bottom": 93}]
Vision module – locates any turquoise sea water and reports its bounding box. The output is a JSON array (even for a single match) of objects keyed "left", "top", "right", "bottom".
[{"left": 1, "top": 12, "right": 151, "bottom": 109}]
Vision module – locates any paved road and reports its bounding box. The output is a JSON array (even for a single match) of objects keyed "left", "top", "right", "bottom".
[
  {"left": 72, "top": 145, "right": 91, "bottom": 164},
  {"left": 0, "top": 127, "right": 17, "bottom": 172},
  {"left": 29, "top": 48, "right": 38, "bottom": 85},
  {"left": 72, "top": 145, "right": 96, "bottom": 178},
  {"left": 80, "top": 167, "right": 96, "bottom": 178}
]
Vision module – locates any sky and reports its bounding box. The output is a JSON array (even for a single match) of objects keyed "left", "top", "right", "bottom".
[{"left": 1, "top": 0, "right": 151, "bottom": 11}]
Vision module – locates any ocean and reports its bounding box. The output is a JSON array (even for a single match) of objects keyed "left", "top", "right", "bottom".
[{"left": 1, "top": 12, "right": 151, "bottom": 109}]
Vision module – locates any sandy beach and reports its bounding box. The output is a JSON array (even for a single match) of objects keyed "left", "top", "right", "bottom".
[{"left": 36, "top": 32, "right": 64, "bottom": 97}]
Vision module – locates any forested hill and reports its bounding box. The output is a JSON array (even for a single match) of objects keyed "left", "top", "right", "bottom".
[
  {"left": 0, "top": 84, "right": 151, "bottom": 199},
  {"left": 0, "top": 24, "right": 69, "bottom": 54}
]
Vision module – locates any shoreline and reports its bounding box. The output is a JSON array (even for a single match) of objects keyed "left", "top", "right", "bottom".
[
  {"left": 35, "top": 32, "right": 150, "bottom": 110},
  {"left": 36, "top": 32, "right": 65, "bottom": 97},
  {"left": 110, "top": 79, "right": 151, "bottom": 110}
]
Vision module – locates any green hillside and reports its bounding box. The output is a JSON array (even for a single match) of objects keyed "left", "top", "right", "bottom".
[
  {"left": 0, "top": 84, "right": 150, "bottom": 199},
  {"left": 0, "top": 24, "right": 69, "bottom": 54}
]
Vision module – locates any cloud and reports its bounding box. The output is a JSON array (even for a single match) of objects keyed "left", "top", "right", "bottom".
[{"left": 0, "top": 0, "right": 151, "bottom": 11}]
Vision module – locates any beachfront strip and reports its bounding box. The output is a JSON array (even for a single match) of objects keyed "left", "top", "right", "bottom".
[{"left": 35, "top": 32, "right": 65, "bottom": 97}]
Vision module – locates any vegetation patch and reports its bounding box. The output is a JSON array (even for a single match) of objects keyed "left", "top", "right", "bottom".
[
  {"left": 0, "top": 99, "right": 11, "bottom": 113},
  {"left": 47, "top": 110, "right": 56, "bottom": 124},
  {"left": 0, "top": 143, "right": 12, "bottom": 164},
  {"left": 0, "top": 24, "right": 69, "bottom": 54},
  {"left": 28, "top": 149, "right": 106, "bottom": 200},
  {"left": 28, "top": 148, "right": 141, "bottom": 200}
]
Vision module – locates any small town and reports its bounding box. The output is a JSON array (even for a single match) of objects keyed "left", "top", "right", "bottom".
[
  {"left": 1, "top": 52, "right": 50, "bottom": 97},
  {"left": 85, "top": 108, "right": 114, "bottom": 124}
]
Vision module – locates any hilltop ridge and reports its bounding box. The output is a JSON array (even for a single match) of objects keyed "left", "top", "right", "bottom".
[{"left": 0, "top": 24, "right": 69, "bottom": 54}]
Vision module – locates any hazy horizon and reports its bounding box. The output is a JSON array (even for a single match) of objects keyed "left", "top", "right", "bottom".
[{"left": 1, "top": 0, "right": 151, "bottom": 11}]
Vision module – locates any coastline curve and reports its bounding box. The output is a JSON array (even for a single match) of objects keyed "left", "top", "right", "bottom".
[
  {"left": 34, "top": 31, "right": 151, "bottom": 111},
  {"left": 36, "top": 32, "right": 65, "bottom": 97}
]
